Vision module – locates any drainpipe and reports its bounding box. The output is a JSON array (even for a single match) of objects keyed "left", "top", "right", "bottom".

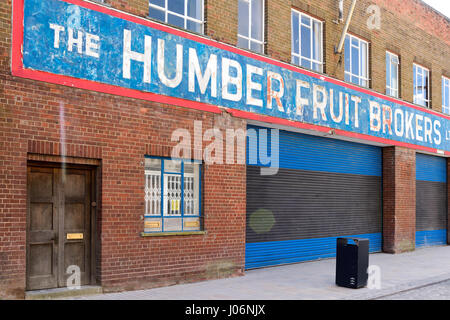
[{"left": 335, "top": 0, "right": 357, "bottom": 54}]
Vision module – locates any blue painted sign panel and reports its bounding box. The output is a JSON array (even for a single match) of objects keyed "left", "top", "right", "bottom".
[{"left": 18, "top": 0, "right": 450, "bottom": 153}]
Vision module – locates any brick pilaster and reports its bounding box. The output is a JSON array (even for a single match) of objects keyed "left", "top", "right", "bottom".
[{"left": 383, "top": 147, "right": 416, "bottom": 253}]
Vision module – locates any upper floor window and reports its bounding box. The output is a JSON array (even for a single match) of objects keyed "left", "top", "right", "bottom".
[
  {"left": 386, "top": 51, "right": 399, "bottom": 98},
  {"left": 149, "top": 0, "right": 204, "bottom": 34},
  {"left": 144, "top": 157, "right": 202, "bottom": 233},
  {"left": 413, "top": 64, "right": 430, "bottom": 108},
  {"left": 344, "top": 34, "right": 369, "bottom": 87},
  {"left": 291, "top": 10, "right": 323, "bottom": 72},
  {"left": 443, "top": 76, "right": 450, "bottom": 114},
  {"left": 238, "top": 0, "right": 264, "bottom": 53}
]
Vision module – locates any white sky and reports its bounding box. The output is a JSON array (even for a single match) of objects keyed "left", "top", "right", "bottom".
[{"left": 422, "top": 0, "right": 450, "bottom": 19}]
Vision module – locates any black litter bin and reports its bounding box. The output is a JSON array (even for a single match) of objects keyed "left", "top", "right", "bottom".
[{"left": 335, "top": 237, "right": 369, "bottom": 289}]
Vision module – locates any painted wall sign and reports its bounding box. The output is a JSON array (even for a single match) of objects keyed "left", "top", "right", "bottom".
[{"left": 12, "top": 0, "right": 450, "bottom": 155}]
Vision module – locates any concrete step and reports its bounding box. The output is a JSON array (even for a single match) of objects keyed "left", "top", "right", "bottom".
[{"left": 25, "top": 286, "right": 102, "bottom": 300}]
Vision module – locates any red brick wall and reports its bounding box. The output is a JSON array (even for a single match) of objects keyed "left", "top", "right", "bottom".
[{"left": 383, "top": 147, "right": 416, "bottom": 253}]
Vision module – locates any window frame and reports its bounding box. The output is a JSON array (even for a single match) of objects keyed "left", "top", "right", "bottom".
[
  {"left": 144, "top": 156, "right": 202, "bottom": 233},
  {"left": 237, "top": 0, "right": 265, "bottom": 54},
  {"left": 344, "top": 33, "right": 370, "bottom": 88},
  {"left": 386, "top": 51, "right": 399, "bottom": 98},
  {"left": 443, "top": 76, "right": 450, "bottom": 115},
  {"left": 291, "top": 9, "right": 324, "bottom": 73},
  {"left": 413, "top": 63, "right": 431, "bottom": 108},
  {"left": 149, "top": 0, "right": 204, "bottom": 34}
]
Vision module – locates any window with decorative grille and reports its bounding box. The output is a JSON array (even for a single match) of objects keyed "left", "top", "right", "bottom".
[{"left": 144, "top": 157, "right": 201, "bottom": 233}]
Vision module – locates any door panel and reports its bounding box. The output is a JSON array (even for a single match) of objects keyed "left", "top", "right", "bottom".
[
  {"left": 60, "top": 169, "right": 91, "bottom": 287},
  {"left": 27, "top": 165, "right": 93, "bottom": 291},
  {"left": 27, "top": 167, "right": 58, "bottom": 290}
]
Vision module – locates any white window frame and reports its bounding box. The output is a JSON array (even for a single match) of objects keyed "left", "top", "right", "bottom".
[
  {"left": 149, "top": 0, "right": 204, "bottom": 34},
  {"left": 386, "top": 51, "right": 399, "bottom": 98},
  {"left": 291, "top": 9, "right": 324, "bottom": 72},
  {"left": 237, "top": 0, "right": 265, "bottom": 54},
  {"left": 413, "top": 63, "right": 431, "bottom": 108},
  {"left": 443, "top": 76, "right": 450, "bottom": 114},
  {"left": 344, "top": 34, "right": 369, "bottom": 88}
]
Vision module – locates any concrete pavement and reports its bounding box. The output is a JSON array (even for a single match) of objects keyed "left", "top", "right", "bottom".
[{"left": 67, "top": 245, "right": 450, "bottom": 300}]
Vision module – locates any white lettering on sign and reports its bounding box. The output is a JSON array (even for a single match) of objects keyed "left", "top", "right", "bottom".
[
  {"left": 188, "top": 48, "right": 217, "bottom": 97},
  {"left": 50, "top": 23, "right": 100, "bottom": 58},
  {"left": 246, "top": 64, "right": 263, "bottom": 107},
  {"left": 295, "top": 80, "right": 309, "bottom": 116},
  {"left": 222, "top": 57, "right": 242, "bottom": 102},
  {"left": 123, "top": 29, "right": 151, "bottom": 83},
  {"left": 157, "top": 39, "right": 183, "bottom": 88},
  {"left": 44, "top": 20, "right": 445, "bottom": 150}
]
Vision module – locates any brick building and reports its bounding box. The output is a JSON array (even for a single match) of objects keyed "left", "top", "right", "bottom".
[{"left": 0, "top": 0, "right": 449, "bottom": 299}]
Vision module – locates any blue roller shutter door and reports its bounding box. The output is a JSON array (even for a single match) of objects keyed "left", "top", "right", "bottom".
[
  {"left": 246, "top": 125, "right": 382, "bottom": 269},
  {"left": 416, "top": 153, "right": 447, "bottom": 248}
]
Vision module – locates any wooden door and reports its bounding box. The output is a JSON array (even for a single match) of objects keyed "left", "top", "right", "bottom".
[{"left": 27, "top": 165, "right": 93, "bottom": 291}]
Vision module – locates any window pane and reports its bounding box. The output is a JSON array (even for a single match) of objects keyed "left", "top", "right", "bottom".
[
  {"left": 168, "top": 0, "right": 184, "bottom": 15},
  {"left": 312, "top": 21, "right": 321, "bottom": 61},
  {"left": 237, "top": 36, "right": 249, "bottom": 49},
  {"left": 145, "top": 158, "right": 161, "bottom": 171},
  {"left": 301, "top": 58, "right": 311, "bottom": 70},
  {"left": 300, "top": 24, "right": 311, "bottom": 59},
  {"left": 386, "top": 54, "right": 391, "bottom": 88},
  {"left": 164, "top": 159, "right": 181, "bottom": 172},
  {"left": 238, "top": 0, "right": 249, "bottom": 37},
  {"left": 445, "top": 80, "right": 449, "bottom": 107},
  {"left": 417, "top": 73, "right": 423, "bottom": 90},
  {"left": 345, "top": 72, "right": 351, "bottom": 82},
  {"left": 351, "top": 45, "right": 359, "bottom": 76},
  {"left": 391, "top": 61, "right": 398, "bottom": 90},
  {"left": 250, "top": 41, "right": 263, "bottom": 53},
  {"left": 150, "top": 0, "right": 165, "bottom": 8},
  {"left": 251, "top": 0, "right": 263, "bottom": 41},
  {"left": 423, "top": 71, "right": 429, "bottom": 102},
  {"left": 164, "top": 174, "right": 182, "bottom": 215},
  {"left": 168, "top": 13, "right": 184, "bottom": 28},
  {"left": 344, "top": 36, "right": 350, "bottom": 73},
  {"left": 149, "top": 7, "right": 165, "bottom": 22},
  {"left": 301, "top": 14, "right": 311, "bottom": 26},
  {"left": 145, "top": 172, "right": 161, "bottom": 215},
  {"left": 312, "top": 62, "right": 320, "bottom": 72},
  {"left": 292, "top": 55, "right": 300, "bottom": 66},
  {"left": 352, "top": 75, "right": 359, "bottom": 85},
  {"left": 187, "top": 0, "right": 202, "bottom": 19},
  {"left": 360, "top": 42, "right": 367, "bottom": 79},
  {"left": 442, "top": 79, "right": 446, "bottom": 107},
  {"left": 183, "top": 164, "right": 199, "bottom": 216},
  {"left": 361, "top": 79, "right": 368, "bottom": 88},
  {"left": 186, "top": 20, "right": 202, "bottom": 33},
  {"left": 291, "top": 11, "right": 299, "bottom": 55}
]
